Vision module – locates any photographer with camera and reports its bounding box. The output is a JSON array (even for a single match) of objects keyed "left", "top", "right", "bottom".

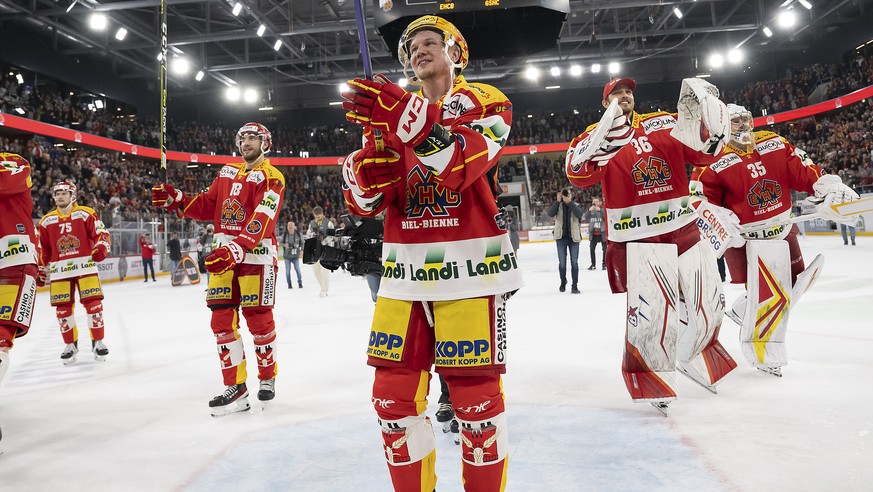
[
  {"left": 306, "top": 207, "right": 334, "bottom": 298},
  {"left": 548, "top": 188, "right": 584, "bottom": 293},
  {"left": 583, "top": 196, "right": 607, "bottom": 270}
]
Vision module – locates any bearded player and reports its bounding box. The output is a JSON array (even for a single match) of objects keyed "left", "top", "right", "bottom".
[
  {"left": 152, "top": 123, "right": 285, "bottom": 416},
  {"left": 38, "top": 181, "right": 111, "bottom": 364}
]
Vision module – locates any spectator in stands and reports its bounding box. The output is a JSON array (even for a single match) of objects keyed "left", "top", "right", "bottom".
[{"left": 548, "top": 188, "right": 583, "bottom": 293}]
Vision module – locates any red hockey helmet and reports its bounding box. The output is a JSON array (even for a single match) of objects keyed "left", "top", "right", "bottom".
[
  {"left": 236, "top": 122, "right": 273, "bottom": 153},
  {"left": 53, "top": 180, "right": 78, "bottom": 200}
]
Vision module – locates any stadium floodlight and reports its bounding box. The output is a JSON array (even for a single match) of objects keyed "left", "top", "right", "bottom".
[
  {"left": 226, "top": 87, "right": 241, "bottom": 102},
  {"left": 524, "top": 66, "right": 540, "bottom": 81},
  {"left": 243, "top": 88, "right": 258, "bottom": 103},
  {"left": 608, "top": 62, "right": 620, "bottom": 74},
  {"left": 709, "top": 53, "right": 725, "bottom": 68},
  {"left": 591, "top": 63, "right": 601, "bottom": 73},
  {"left": 570, "top": 64, "right": 582, "bottom": 76},
  {"left": 195, "top": 70, "right": 205, "bottom": 81},
  {"left": 727, "top": 49, "right": 743, "bottom": 64},
  {"left": 546, "top": 85, "right": 561, "bottom": 90},
  {"left": 232, "top": 3, "right": 242, "bottom": 16},
  {"left": 115, "top": 27, "right": 128, "bottom": 41},
  {"left": 66, "top": 0, "right": 77, "bottom": 13},
  {"left": 273, "top": 40, "right": 282, "bottom": 51},
  {"left": 87, "top": 103, "right": 95, "bottom": 111},
  {"left": 14, "top": 107, "right": 25, "bottom": 115},
  {"left": 171, "top": 58, "right": 190, "bottom": 75},
  {"left": 15, "top": 73, "right": 24, "bottom": 84},
  {"left": 777, "top": 10, "right": 797, "bottom": 28},
  {"left": 673, "top": 7, "right": 683, "bottom": 19},
  {"left": 550, "top": 66, "right": 561, "bottom": 77},
  {"left": 257, "top": 25, "right": 266, "bottom": 37},
  {"left": 89, "top": 13, "right": 107, "bottom": 31},
  {"left": 763, "top": 26, "right": 773, "bottom": 37},
  {"left": 94, "top": 99, "right": 104, "bottom": 109},
  {"left": 798, "top": 0, "right": 812, "bottom": 9}
]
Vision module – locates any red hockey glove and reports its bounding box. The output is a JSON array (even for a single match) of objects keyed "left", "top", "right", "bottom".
[
  {"left": 91, "top": 243, "right": 108, "bottom": 262},
  {"left": 36, "top": 266, "right": 48, "bottom": 287},
  {"left": 151, "top": 183, "right": 184, "bottom": 212},
  {"left": 204, "top": 241, "right": 246, "bottom": 275},
  {"left": 342, "top": 147, "right": 404, "bottom": 195},
  {"left": 342, "top": 76, "right": 440, "bottom": 147}
]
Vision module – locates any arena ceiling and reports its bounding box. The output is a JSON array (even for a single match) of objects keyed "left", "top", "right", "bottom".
[{"left": 1, "top": 0, "right": 871, "bottom": 112}]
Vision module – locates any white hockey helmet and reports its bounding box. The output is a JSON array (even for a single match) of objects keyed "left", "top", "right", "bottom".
[
  {"left": 53, "top": 180, "right": 78, "bottom": 201},
  {"left": 236, "top": 122, "right": 272, "bottom": 154},
  {"left": 727, "top": 103, "right": 753, "bottom": 146}
]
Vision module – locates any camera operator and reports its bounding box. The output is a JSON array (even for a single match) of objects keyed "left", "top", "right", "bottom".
[
  {"left": 583, "top": 196, "right": 607, "bottom": 270},
  {"left": 306, "top": 207, "right": 334, "bottom": 297},
  {"left": 548, "top": 188, "right": 583, "bottom": 293}
]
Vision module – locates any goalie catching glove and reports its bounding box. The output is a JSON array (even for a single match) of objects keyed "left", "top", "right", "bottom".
[
  {"left": 672, "top": 78, "right": 730, "bottom": 155},
  {"left": 806, "top": 174, "right": 860, "bottom": 224},
  {"left": 567, "top": 98, "right": 634, "bottom": 169},
  {"left": 342, "top": 146, "right": 404, "bottom": 196},
  {"left": 342, "top": 75, "right": 441, "bottom": 147},
  {"left": 151, "top": 183, "right": 185, "bottom": 212},
  {"left": 204, "top": 241, "right": 246, "bottom": 275}
]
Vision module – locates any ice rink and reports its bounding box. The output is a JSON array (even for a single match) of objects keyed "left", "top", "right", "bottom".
[{"left": 0, "top": 235, "right": 871, "bottom": 492}]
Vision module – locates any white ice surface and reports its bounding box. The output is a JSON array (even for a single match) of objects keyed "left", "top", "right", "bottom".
[{"left": 0, "top": 235, "right": 871, "bottom": 491}]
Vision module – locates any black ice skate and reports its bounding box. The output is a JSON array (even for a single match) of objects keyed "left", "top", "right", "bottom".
[
  {"left": 60, "top": 341, "right": 78, "bottom": 365},
  {"left": 209, "top": 383, "right": 250, "bottom": 417},
  {"left": 258, "top": 379, "right": 275, "bottom": 401},
  {"left": 650, "top": 401, "right": 670, "bottom": 416},
  {"left": 435, "top": 402, "right": 454, "bottom": 433},
  {"left": 92, "top": 340, "right": 109, "bottom": 362},
  {"left": 449, "top": 418, "right": 460, "bottom": 445},
  {"left": 757, "top": 366, "right": 783, "bottom": 377}
]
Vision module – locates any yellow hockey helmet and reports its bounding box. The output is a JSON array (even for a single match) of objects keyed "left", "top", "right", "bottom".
[{"left": 398, "top": 15, "right": 469, "bottom": 74}]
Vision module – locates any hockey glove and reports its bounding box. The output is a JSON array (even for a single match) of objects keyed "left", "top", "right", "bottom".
[
  {"left": 342, "top": 76, "right": 440, "bottom": 147},
  {"left": 807, "top": 174, "right": 859, "bottom": 205},
  {"left": 151, "top": 183, "right": 185, "bottom": 212},
  {"left": 36, "top": 266, "right": 48, "bottom": 287},
  {"left": 342, "top": 147, "right": 404, "bottom": 196},
  {"left": 204, "top": 241, "right": 246, "bottom": 275},
  {"left": 91, "top": 242, "right": 108, "bottom": 262},
  {"left": 672, "top": 78, "right": 730, "bottom": 155}
]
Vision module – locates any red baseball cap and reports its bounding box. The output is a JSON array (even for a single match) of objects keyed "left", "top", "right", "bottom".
[{"left": 602, "top": 77, "right": 636, "bottom": 101}]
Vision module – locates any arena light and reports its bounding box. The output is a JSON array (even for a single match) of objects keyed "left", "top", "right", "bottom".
[
  {"left": 15, "top": 73, "right": 24, "bottom": 84},
  {"left": 195, "top": 70, "right": 205, "bottom": 81},
  {"left": 258, "top": 106, "right": 273, "bottom": 111},
  {"left": 708, "top": 53, "right": 725, "bottom": 68},
  {"left": 171, "top": 58, "right": 190, "bottom": 75},
  {"left": 115, "top": 27, "right": 128, "bottom": 41},
  {"left": 798, "top": 0, "right": 812, "bottom": 9},
  {"left": 727, "top": 49, "right": 743, "bottom": 64},
  {"left": 65, "top": 0, "right": 77, "bottom": 13},
  {"left": 550, "top": 66, "right": 561, "bottom": 77},
  {"left": 524, "top": 66, "right": 540, "bottom": 81},
  {"left": 89, "top": 13, "right": 107, "bottom": 31},
  {"left": 232, "top": 3, "right": 242, "bottom": 16},
  {"left": 777, "top": 10, "right": 797, "bottom": 28},
  {"left": 257, "top": 24, "right": 266, "bottom": 37},
  {"left": 226, "top": 86, "right": 241, "bottom": 102},
  {"left": 591, "top": 63, "right": 601, "bottom": 73},
  {"left": 673, "top": 7, "right": 683, "bottom": 19},
  {"left": 14, "top": 107, "right": 24, "bottom": 115},
  {"left": 94, "top": 99, "right": 104, "bottom": 109},
  {"left": 546, "top": 85, "right": 561, "bottom": 90},
  {"left": 570, "top": 64, "right": 582, "bottom": 76},
  {"left": 273, "top": 40, "right": 282, "bottom": 51},
  {"left": 243, "top": 88, "right": 258, "bottom": 103},
  {"left": 763, "top": 26, "right": 773, "bottom": 37},
  {"left": 328, "top": 101, "right": 343, "bottom": 106},
  {"left": 607, "top": 62, "right": 620, "bottom": 74}
]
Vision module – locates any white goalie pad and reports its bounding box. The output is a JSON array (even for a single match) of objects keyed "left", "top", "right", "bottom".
[
  {"left": 791, "top": 253, "right": 824, "bottom": 305},
  {"left": 623, "top": 243, "right": 679, "bottom": 402},
  {"left": 671, "top": 78, "right": 730, "bottom": 155},
  {"left": 742, "top": 240, "right": 792, "bottom": 369}
]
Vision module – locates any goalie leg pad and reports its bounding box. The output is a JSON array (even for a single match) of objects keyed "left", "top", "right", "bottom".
[
  {"left": 676, "top": 241, "right": 736, "bottom": 387},
  {"left": 742, "top": 240, "right": 792, "bottom": 369},
  {"left": 623, "top": 243, "right": 679, "bottom": 402}
]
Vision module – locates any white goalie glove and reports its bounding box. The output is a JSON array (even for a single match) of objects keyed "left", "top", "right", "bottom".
[
  {"left": 671, "top": 78, "right": 730, "bottom": 155},
  {"left": 806, "top": 174, "right": 860, "bottom": 224},
  {"left": 567, "top": 98, "right": 634, "bottom": 169}
]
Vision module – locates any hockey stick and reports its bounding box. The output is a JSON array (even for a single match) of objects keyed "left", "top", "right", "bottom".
[
  {"left": 159, "top": 0, "right": 168, "bottom": 172},
  {"left": 351, "top": 0, "right": 384, "bottom": 152}
]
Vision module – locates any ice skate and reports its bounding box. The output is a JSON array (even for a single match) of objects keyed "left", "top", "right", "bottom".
[
  {"left": 449, "top": 418, "right": 460, "bottom": 445},
  {"left": 208, "top": 383, "right": 250, "bottom": 417},
  {"left": 60, "top": 341, "right": 78, "bottom": 365},
  {"left": 757, "top": 366, "right": 783, "bottom": 377},
  {"left": 92, "top": 340, "right": 109, "bottom": 362},
  {"left": 650, "top": 401, "right": 670, "bottom": 416},
  {"left": 257, "top": 379, "right": 275, "bottom": 410},
  {"left": 435, "top": 402, "right": 454, "bottom": 433}
]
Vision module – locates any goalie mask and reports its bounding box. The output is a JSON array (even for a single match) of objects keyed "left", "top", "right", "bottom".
[
  {"left": 727, "top": 103, "right": 753, "bottom": 146},
  {"left": 236, "top": 122, "right": 272, "bottom": 154},
  {"left": 398, "top": 15, "right": 469, "bottom": 85},
  {"left": 53, "top": 180, "right": 78, "bottom": 201}
]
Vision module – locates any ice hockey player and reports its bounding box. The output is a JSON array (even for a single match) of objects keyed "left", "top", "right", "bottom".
[
  {"left": 151, "top": 122, "right": 285, "bottom": 416},
  {"left": 565, "top": 77, "right": 736, "bottom": 413},
  {"left": 37, "top": 181, "right": 111, "bottom": 364},
  {"left": 0, "top": 152, "right": 40, "bottom": 452},
  {"left": 689, "top": 103, "right": 859, "bottom": 376},
  {"left": 341, "top": 15, "right": 523, "bottom": 491}
]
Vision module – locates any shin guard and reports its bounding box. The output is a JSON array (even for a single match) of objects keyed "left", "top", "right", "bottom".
[
  {"left": 84, "top": 300, "right": 105, "bottom": 341},
  {"left": 742, "top": 240, "right": 792, "bottom": 370},
  {"left": 243, "top": 308, "right": 277, "bottom": 381},
  {"left": 458, "top": 412, "right": 509, "bottom": 492},
  {"left": 623, "top": 243, "right": 679, "bottom": 402},
  {"left": 56, "top": 305, "right": 78, "bottom": 344},
  {"left": 211, "top": 308, "right": 247, "bottom": 385},
  {"left": 379, "top": 415, "right": 437, "bottom": 492}
]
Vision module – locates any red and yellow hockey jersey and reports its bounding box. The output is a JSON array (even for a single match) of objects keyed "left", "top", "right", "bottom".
[
  {"left": 343, "top": 76, "right": 524, "bottom": 301},
  {"left": 0, "top": 152, "right": 38, "bottom": 269},
  {"left": 566, "top": 111, "right": 711, "bottom": 243},
  {"left": 180, "top": 159, "right": 285, "bottom": 265},
  {"left": 38, "top": 204, "right": 110, "bottom": 280},
  {"left": 690, "top": 131, "right": 823, "bottom": 240}
]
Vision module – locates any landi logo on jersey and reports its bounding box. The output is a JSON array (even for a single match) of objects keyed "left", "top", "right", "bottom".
[
  {"left": 471, "top": 116, "right": 510, "bottom": 147},
  {"left": 631, "top": 157, "right": 671, "bottom": 188},
  {"left": 220, "top": 198, "right": 247, "bottom": 226},
  {"left": 2, "top": 238, "right": 30, "bottom": 259},
  {"left": 405, "top": 166, "right": 461, "bottom": 218},
  {"left": 258, "top": 191, "right": 280, "bottom": 214},
  {"left": 1, "top": 159, "right": 24, "bottom": 174},
  {"left": 747, "top": 179, "right": 783, "bottom": 209},
  {"left": 57, "top": 235, "right": 80, "bottom": 255}
]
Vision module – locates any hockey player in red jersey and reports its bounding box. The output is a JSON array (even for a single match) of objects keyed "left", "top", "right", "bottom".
[
  {"left": 689, "top": 103, "right": 858, "bottom": 375},
  {"left": 38, "top": 181, "right": 111, "bottom": 364},
  {"left": 151, "top": 123, "right": 285, "bottom": 416},
  {"left": 341, "top": 15, "right": 523, "bottom": 492},
  {"left": 565, "top": 77, "right": 735, "bottom": 412}
]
